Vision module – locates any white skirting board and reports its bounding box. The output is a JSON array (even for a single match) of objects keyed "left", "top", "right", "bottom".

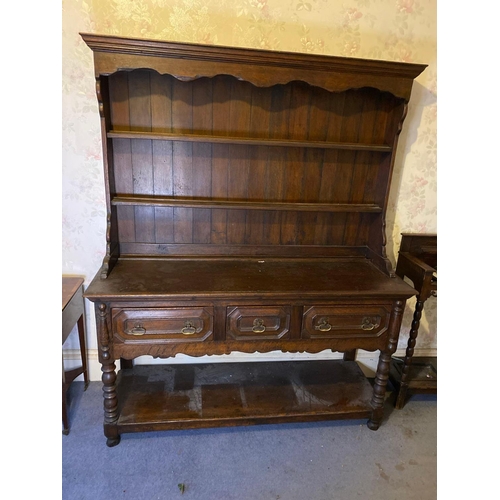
[{"left": 62, "top": 348, "right": 438, "bottom": 382}]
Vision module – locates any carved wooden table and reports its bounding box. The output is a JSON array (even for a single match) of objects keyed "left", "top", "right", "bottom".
[
  {"left": 390, "top": 234, "right": 437, "bottom": 409},
  {"left": 62, "top": 276, "right": 89, "bottom": 434}
]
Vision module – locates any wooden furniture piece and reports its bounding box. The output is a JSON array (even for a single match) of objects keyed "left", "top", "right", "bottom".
[
  {"left": 81, "top": 33, "right": 426, "bottom": 446},
  {"left": 62, "top": 276, "right": 89, "bottom": 434},
  {"left": 390, "top": 233, "right": 437, "bottom": 409}
]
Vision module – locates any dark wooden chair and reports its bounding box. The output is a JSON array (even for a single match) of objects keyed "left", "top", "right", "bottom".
[
  {"left": 62, "top": 277, "right": 89, "bottom": 434},
  {"left": 390, "top": 234, "right": 437, "bottom": 409}
]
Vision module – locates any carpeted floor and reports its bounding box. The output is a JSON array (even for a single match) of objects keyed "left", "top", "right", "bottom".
[{"left": 62, "top": 375, "right": 436, "bottom": 500}]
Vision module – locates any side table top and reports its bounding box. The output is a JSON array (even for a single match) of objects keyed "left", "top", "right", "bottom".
[{"left": 62, "top": 276, "right": 84, "bottom": 310}]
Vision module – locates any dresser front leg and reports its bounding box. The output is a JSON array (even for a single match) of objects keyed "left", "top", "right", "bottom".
[
  {"left": 368, "top": 300, "right": 404, "bottom": 430},
  {"left": 96, "top": 302, "right": 120, "bottom": 446},
  {"left": 102, "top": 362, "right": 120, "bottom": 447}
]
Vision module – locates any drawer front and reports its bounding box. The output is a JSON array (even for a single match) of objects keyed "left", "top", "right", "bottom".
[
  {"left": 226, "top": 306, "right": 291, "bottom": 340},
  {"left": 302, "top": 305, "right": 390, "bottom": 339},
  {"left": 113, "top": 307, "right": 214, "bottom": 343}
]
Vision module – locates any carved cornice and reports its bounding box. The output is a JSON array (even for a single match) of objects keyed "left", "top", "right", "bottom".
[
  {"left": 80, "top": 33, "right": 427, "bottom": 100},
  {"left": 81, "top": 33, "right": 426, "bottom": 78}
]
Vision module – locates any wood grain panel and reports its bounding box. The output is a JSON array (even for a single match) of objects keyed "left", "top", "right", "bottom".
[
  {"left": 210, "top": 76, "right": 231, "bottom": 244},
  {"left": 344, "top": 89, "right": 380, "bottom": 245},
  {"left": 150, "top": 72, "right": 174, "bottom": 243},
  {"left": 359, "top": 93, "right": 393, "bottom": 248},
  {"left": 171, "top": 77, "right": 194, "bottom": 243},
  {"left": 227, "top": 80, "right": 251, "bottom": 244},
  {"left": 367, "top": 96, "right": 407, "bottom": 255},
  {"left": 338, "top": 90, "right": 365, "bottom": 245},
  {"left": 113, "top": 142, "right": 135, "bottom": 243},
  {"left": 108, "top": 72, "right": 131, "bottom": 132},
  {"left": 128, "top": 71, "right": 155, "bottom": 243},
  {"left": 192, "top": 78, "right": 213, "bottom": 244},
  {"left": 379, "top": 97, "right": 406, "bottom": 206},
  {"left": 355, "top": 93, "right": 387, "bottom": 246},
  {"left": 316, "top": 92, "right": 347, "bottom": 245},
  {"left": 264, "top": 85, "right": 291, "bottom": 244},
  {"left": 299, "top": 85, "right": 331, "bottom": 244},
  {"left": 245, "top": 85, "right": 272, "bottom": 244},
  {"left": 281, "top": 82, "right": 309, "bottom": 244},
  {"left": 131, "top": 138, "right": 155, "bottom": 243},
  {"left": 99, "top": 77, "right": 120, "bottom": 258},
  {"left": 109, "top": 72, "right": 135, "bottom": 242}
]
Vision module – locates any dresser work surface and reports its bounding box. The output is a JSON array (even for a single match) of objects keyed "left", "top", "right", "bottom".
[
  {"left": 85, "top": 258, "right": 414, "bottom": 298},
  {"left": 81, "top": 33, "right": 424, "bottom": 445}
]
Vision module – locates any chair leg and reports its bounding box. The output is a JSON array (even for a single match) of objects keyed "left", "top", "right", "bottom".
[
  {"left": 394, "top": 298, "right": 425, "bottom": 409},
  {"left": 62, "top": 383, "right": 70, "bottom": 435},
  {"left": 77, "top": 314, "right": 89, "bottom": 390}
]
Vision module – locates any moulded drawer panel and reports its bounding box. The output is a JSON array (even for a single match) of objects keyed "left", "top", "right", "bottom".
[
  {"left": 302, "top": 305, "right": 390, "bottom": 339},
  {"left": 226, "top": 306, "right": 291, "bottom": 340},
  {"left": 113, "top": 307, "right": 214, "bottom": 343}
]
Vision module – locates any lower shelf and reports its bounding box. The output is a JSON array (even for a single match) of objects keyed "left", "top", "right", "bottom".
[{"left": 115, "top": 360, "right": 375, "bottom": 434}]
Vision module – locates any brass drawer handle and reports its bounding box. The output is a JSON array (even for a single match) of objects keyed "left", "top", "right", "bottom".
[
  {"left": 130, "top": 324, "right": 146, "bottom": 335},
  {"left": 361, "top": 317, "right": 376, "bottom": 331},
  {"left": 316, "top": 318, "right": 332, "bottom": 332},
  {"left": 181, "top": 321, "right": 197, "bottom": 335},
  {"left": 252, "top": 318, "right": 266, "bottom": 333}
]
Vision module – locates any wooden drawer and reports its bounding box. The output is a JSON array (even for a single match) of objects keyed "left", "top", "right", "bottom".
[
  {"left": 113, "top": 307, "right": 214, "bottom": 343},
  {"left": 302, "top": 305, "right": 390, "bottom": 339},
  {"left": 226, "top": 306, "right": 291, "bottom": 340}
]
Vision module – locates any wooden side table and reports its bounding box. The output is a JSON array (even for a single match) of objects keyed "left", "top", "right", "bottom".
[
  {"left": 62, "top": 276, "right": 89, "bottom": 434},
  {"left": 390, "top": 234, "right": 437, "bottom": 409}
]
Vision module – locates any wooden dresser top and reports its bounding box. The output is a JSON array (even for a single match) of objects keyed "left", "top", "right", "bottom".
[{"left": 84, "top": 259, "right": 414, "bottom": 300}]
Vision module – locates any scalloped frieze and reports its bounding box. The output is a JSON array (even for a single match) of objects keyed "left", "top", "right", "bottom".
[{"left": 114, "top": 342, "right": 382, "bottom": 360}]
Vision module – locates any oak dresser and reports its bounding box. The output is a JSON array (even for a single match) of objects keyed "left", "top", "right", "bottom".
[{"left": 81, "top": 33, "right": 425, "bottom": 446}]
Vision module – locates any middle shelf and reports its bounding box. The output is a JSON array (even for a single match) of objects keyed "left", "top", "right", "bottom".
[
  {"left": 107, "top": 130, "right": 392, "bottom": 152},
  {"left": 111, "top": 195, "right": 383, "bottom": 213}
]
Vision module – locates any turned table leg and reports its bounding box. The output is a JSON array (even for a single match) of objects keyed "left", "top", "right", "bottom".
[
  {"left": 96, "top": 302, "right": 121, "bottom": 447},
  {"left": 395, "top": 298, "right": 425, "bottom": 409},
  {"left": 102, "top": 362, "right": 120, "bottom": 447},
  {"left": 368, "top": 300, "right": 404, "bottom": 430}
]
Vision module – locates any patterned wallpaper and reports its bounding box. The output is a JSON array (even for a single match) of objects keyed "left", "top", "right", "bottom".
[{"left": 62, "top": 0, "right": 437, "bottom": 351}]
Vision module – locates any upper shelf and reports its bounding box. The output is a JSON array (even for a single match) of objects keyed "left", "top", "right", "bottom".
[
  {"left": 111, "top": 195, "right": 383, "bottom": 213},
  {"left": 81, "top": 33, "right": 427, "bottom": 100},
  {"left": 107, "top": 130, "right": 392, "bottom": 152}
]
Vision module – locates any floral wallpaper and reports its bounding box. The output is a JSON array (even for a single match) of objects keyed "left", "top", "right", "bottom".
[{"left": 62, "top": 0, "right": 437, "bottom": 352}]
